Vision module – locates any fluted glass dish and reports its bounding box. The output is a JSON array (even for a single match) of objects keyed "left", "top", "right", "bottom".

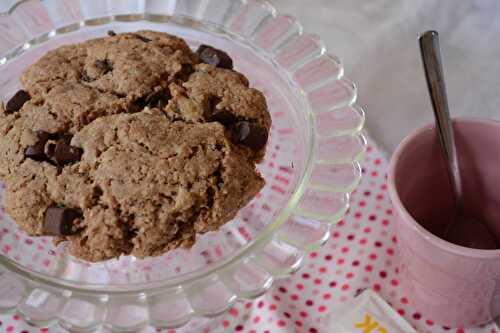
[{"left": 0, "top": 0, "right": 366, "bottom": 331}]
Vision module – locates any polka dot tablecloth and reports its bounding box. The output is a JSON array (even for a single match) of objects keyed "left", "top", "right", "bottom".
[{"left": 1, "top": 136, "right": 498, "bottom": 333}]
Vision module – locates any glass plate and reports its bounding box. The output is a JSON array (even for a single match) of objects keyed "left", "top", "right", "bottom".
[{"left": 0, "top": 0, "right": 366, "bottom": 331}]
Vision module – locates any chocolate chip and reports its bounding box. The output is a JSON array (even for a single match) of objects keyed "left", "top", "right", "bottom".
[
  {"left": 50, "top": 139, "right": 83, "bottom": 167},
  {"left": 211, "top": 110, "right": 236, "bottom": 126},
  {"left": 107, "top": 30, "right": 117, "bottom": 37},
  {"left": 196, "top": 45, "right": 233, "bottom": 69},
  {"left": 145, "top": 89, "right": 169, "bottom": 107},
  {"left": 134, "top": 89, "right": 170, "bottom": 110},
  {"left": 25, "top": 143, "right": 46, "bottom": 161},
  {"left": 95, "top": 59, "right": 112, "bottom": 74},
  {"left": 232, "top": 121, "right": 268, "bottom": 151},
  {"left": 5, "top": 90, "right": 30, "bottom": 114},
  {"left": 35, "top": 130, "right": 51, "bottom": 142},
  {"left": 136, "top": 35, "right": 152, "bottom": 43},
  {"left": 43, "top": 206, "right": 82, "bottom": 236},
  {"left": 25, "top": 131, "right": 51, "bottom": 161}
]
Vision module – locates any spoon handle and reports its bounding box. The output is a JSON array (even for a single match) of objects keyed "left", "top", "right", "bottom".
[{"left": 419, "top": 30, "right": 463, "bottom": 204}]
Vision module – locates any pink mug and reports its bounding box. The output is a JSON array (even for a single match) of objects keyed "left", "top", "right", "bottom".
[{"left": 388, "top": 118, "right": 500, "bottom": 327}]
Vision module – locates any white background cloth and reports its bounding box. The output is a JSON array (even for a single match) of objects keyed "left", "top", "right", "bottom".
[{"left": 271, "top": 0, "right": 500, "bottom": 152}]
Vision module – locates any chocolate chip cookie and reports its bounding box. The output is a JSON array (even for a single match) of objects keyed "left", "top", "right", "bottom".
[{"left": 0, "top": 30, "right": 270, "bottom": 261}]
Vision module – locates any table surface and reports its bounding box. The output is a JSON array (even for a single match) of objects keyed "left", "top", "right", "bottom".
[{"left": 271, "top": 0, "right": 500, "bottom": 152}]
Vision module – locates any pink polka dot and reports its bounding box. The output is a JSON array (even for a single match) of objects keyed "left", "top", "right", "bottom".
[
  {"left": 387, "top": 248, "right": 395, "bottom": 256},
  {"left": 314, "top": 278, "right": 322, "bottom": 285},
  {"left": 302, "top": 273, "right": 310, "bottom": 279},
  {"left": 365, "top": 265, "right": 373, "bottom": 272},
  {"left": 413, "top": 312, "right": 422, "bottom": 320},
  {"left": 295, "top": 320, "right": 303, "bottom": 327},
  {"left": 337, "top": 258, "right": 345, "bottom": 265},
  {"left": 229, "top": 308, "right": 238, "bottom": 316},
  {"left": 373, "top": 283, "right": 381, "bottom": 291},
  {"left": 319, "top": 266, "right": 327, "bottom": 273},
  {"left": 235, "top": 324, "right": 244, "bottom": 331},
  {"left": 341, "top": 246, "right": 349, "bottom": 254},
  {"left": 391, "top": 279, "right": 399, "bottom": 286},
  {"left": 363, "top": 227, "right": 372, "bottom": 233},
  {"left": 318, "top": 305, "right": 327, "bottom": 313},
  {"left": 346, "top": 272, "right": 354, "bottom": 279},
  {"left": 379, "top": 271, "right": 387, "bottom": 278},
  {"left": 398, "top": 309, "right": 405, "bottom": 316},
  {"left": 352, "top": 260, "right": 359, "bottom": 266},
  {"left": 401, "top": 297, "right": 409, "bottom": 304},
  {"left": 253, "top": 316, "right": 261, "bottom": 324},
  {"left": 359, "top": 238, "right": 368, "bottom": 245},
  {"left": 341, "top": 284, "right": 350, "bottom": 291},
  {"left": 324, "top": 254, "right": 332, "bottom": 261},
  {"left": 6, "top": 326, "right": 14, "bottom": 333},
  {"left": 305, "top": 299, "right": 314, "bottom": 306},
  {"left": 279, "top": 286, "right": 287, "bottom": 293},
  {"left": 369, "top": 253, "right": 377, "bottom": 260},
  {"left": 291, "top": 294, "right": 299, "bottom": 301},
  {"left": 273, "top": 295, "right": 281, "bottom": 301},
  {"left": 425, "top": 319, "right": 434, "bottom": 326},
  {"left": 359, "top": 200, "right": 366, "bottom": 207},
  {"left": 323, "top": 293, "right": 331, "bottom": 300},
  {"left": 347, "top": 234, "right": 355, "bottom": 241},
  {"left": 309, "top": 252, "right": 318, "bottom": 258},
  {"left": 300, "top": 311, "right": 308, "bottom": 318},
  {"left": 329, "top": 281, "right": 337, "bottom": 288},
  {"left": 354, "top": 212, "right": 362, "bottom": 219},
  {"left": 382, "top": 219, "right": 390, "bottom": 226},
  {"left": 277, "top": 320, "right": 286, "bottom": 327},
  {"left": 257, "top": 301, "right": 265, "bottom": 308},
  {"left": 296, "top": 283, "right": 304, "bottom": 290}
]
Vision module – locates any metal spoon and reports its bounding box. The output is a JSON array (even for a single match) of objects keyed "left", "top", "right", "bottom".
[{"left": 419, "top": 30, "right": 497, "bottom": 250}]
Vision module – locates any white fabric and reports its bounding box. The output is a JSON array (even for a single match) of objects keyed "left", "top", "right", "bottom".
[{"left": 271, "top": 0, "right": 500, "bottom": 152}]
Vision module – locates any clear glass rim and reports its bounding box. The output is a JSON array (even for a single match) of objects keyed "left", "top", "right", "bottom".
[{"left": 0, "top": 13, "right": 316, "bottom": 294}]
